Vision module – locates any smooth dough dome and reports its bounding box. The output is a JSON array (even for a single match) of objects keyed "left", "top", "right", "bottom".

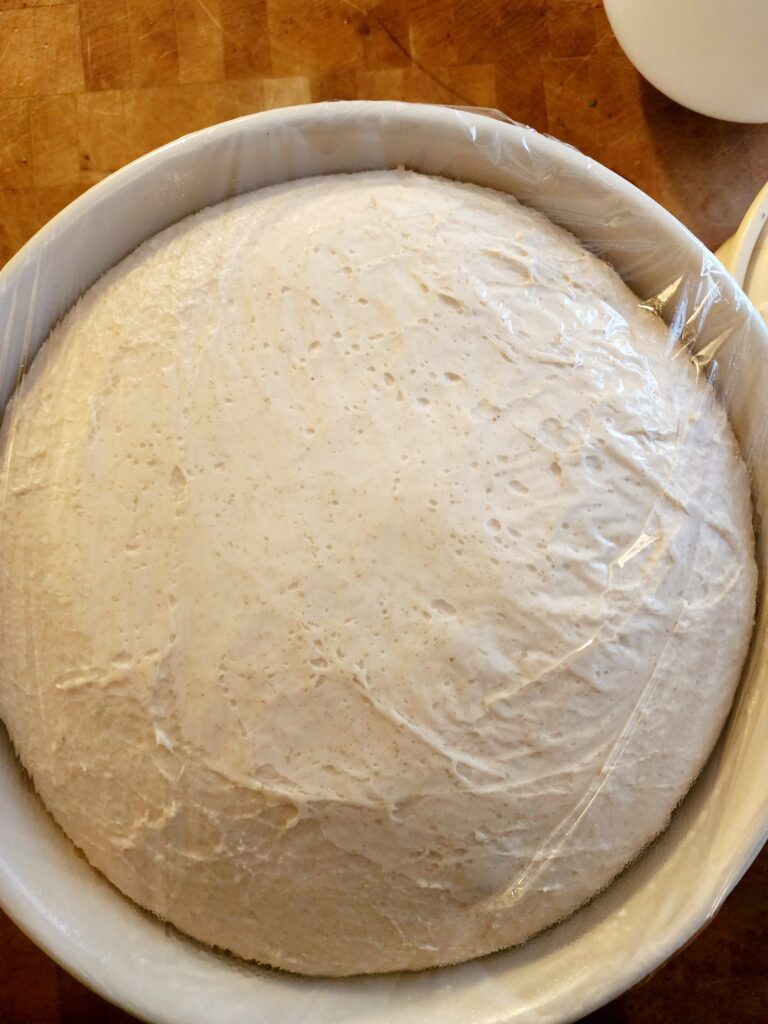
[{"left": 0, "top": 171, "right": 756, "bottom": 976}]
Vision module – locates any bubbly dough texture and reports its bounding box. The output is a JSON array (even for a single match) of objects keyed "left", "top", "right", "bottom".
[{"left": 0, "top": 171, "right": 756, "bottom": 975}]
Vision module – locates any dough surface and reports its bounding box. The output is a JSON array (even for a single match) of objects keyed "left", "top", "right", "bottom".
[{"left": 0, "top": 171, "right": 756, "bottom": 975}]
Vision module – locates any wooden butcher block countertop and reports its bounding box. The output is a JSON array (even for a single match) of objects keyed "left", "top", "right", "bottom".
[{"left": 0, "top": 2, "right": 766, "bottom": 1022}]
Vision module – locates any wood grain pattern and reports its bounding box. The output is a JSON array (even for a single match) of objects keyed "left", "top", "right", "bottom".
[
  {"left": 0, "top": 1, "right": 766, "bottom": 1021},
  {"left": 0, "top": 0, "right": 766, "bottom": 266}
]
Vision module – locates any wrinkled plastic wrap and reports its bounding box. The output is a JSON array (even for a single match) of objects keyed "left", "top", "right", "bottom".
[{"left": 0, "top": 102, "right": 766, "bottom": 1024}]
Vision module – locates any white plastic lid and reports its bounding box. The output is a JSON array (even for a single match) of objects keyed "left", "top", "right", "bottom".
[{"left": 716, "top": 183, "right": 768, "bottom": 318}]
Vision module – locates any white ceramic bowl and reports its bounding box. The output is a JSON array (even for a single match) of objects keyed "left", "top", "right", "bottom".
[
  {"left": 603, "top": 0, "right": 768, "bottom": 123},
  {"left": 1, "top": 102, "right": 767, "bottom": 1024}
]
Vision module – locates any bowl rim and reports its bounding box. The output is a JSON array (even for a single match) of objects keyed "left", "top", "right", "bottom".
[{"left": 0, "top": 99, "right": 767, "bottom": 1024}]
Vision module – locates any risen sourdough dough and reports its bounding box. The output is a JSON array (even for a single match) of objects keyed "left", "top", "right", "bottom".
[{"left": 0, "top": 172, "right": 756, "bottom": 976}]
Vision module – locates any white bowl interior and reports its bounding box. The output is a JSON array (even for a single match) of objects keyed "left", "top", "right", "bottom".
[{"left": 1, "top": 102, "right": 767, "bottom": 1024}]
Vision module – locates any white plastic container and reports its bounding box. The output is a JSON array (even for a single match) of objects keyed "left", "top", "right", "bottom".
[{"left": 0, "top": 102, "right": 766, "bottom": 1024}]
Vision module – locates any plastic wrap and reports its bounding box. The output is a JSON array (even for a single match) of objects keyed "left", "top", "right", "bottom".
[{"left": 0, "top": 101, "right": 766, "bottom": 1024}]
